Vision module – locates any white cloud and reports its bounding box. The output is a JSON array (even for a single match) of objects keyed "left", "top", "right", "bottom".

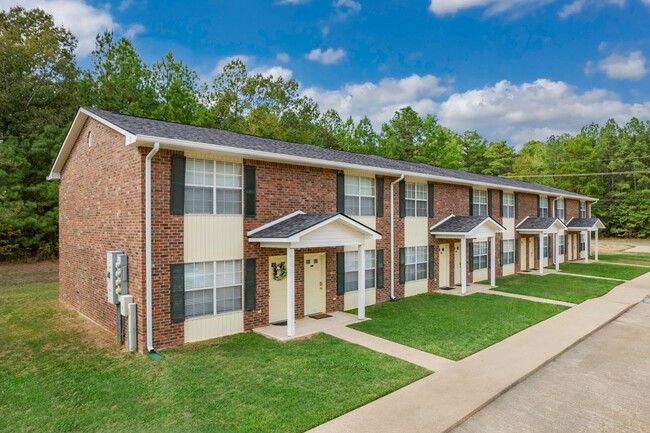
[
  {"left": 251, "top": 66, "right": 294, "bottom": 81},
  {"left": 124, "top": 23, "right": 145, "bottom": 39},
  {"left": 428, "top": 0, "right": 628, "bottom": 17},
  {"left": 558, "top": 0, "right": 586, "bottom": 18},
  {"left": 591, "top": 51, "right": 647, "bottom": 80},
  {"left": 204, "top": 54, "right": 294, "bottom": 83},
  {"left": 333, "top": 0, "right": 362, "bottom": 19},
  {"left": 276, "top": 52, "right": 291, "bottom": 63},
  {"left": 305, "top": 48, "right": 347, "bottom": 65},
  {"left": 118, "top": 0, "right": 133, "bottom": 11},
  {"left": 0, "top": 0, "right": 143, "bottom": 56},
  {"left": 275, "top": 0, "right": 310, "bottom": 4}
]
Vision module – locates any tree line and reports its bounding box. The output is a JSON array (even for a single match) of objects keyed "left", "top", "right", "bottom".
[{"left": 1, "top": 7, "right": 648, "bottom": 261}]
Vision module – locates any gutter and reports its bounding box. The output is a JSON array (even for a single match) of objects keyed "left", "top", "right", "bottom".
[
  {"left": 145, "top": 142, "right": 160, "bottom": 353},
  {"left": 390, "top": 174, "right": 404, "bottom": 300}
]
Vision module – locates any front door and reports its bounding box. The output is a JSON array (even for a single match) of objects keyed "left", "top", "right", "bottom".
[
  {"left": 529, "top": 237, "right": 536, "bottom": 269},
  {"left": 269, "top": 255, "right": 287, "bottom": 323},
  {"left": 454, "top": 244, "right": 461, "bottom": 285},
  {"left": 304, "top": 253, "right": 326, "bottom": 316},
  {"left": 520, "top": 238, "right": 527, "bottom": 270},
  {"left": 439, "top": 244, "right": 450, "bottom": 288}
]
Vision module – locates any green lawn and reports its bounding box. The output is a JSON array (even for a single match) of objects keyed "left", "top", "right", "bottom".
[
  {"left": 349, "top": 293, "right": 566, "bottom": 361},
  {"left": 558, "top": 262, "right": 649, "bottom": 281},
  {"left": 598, "top": 253, "right": 650, "bottom": 267},
  {"left": 494, "top": 273, "right": 622, "bottom": 304},
  {"left": 0, "top": 281, "right": 428, "bottom": 433}
]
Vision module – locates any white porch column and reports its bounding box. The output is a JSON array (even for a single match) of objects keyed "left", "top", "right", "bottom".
[
  {"left": 286, "top": 248, "right": 295, "bottom": 337},
  {"left": 583, "top": 231, "right": 589, "bottom": 263},
  {"left": 538, "top": 233, "right": 544, "bottom": 275},
  {"left": 490, "top": 236, "right": 496, "bottom": 288},
  {"left": 461, "top": 237, "right": 467, "bottom": 295},
  {"left": 595, "top": 230, "right": 599, "bottom": 261},
  {"left": 357, "top": 243, "right": 366, "bottom": 320},
  {"left": 555, "top": 233, "right": 560, "bottom": 271}
]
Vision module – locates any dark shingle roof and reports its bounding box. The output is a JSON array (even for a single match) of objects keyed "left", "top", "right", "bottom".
[
  {"left": 566, "top": 218, "right": 602, "bottom": 228},
  {"left": 248, "top": 213, "right": 340, "bottom": 238},
  {"left": 83, "top": 107, "right": 593, "bottom": 200},
  {"left": 430, "top": 216, "right": 492, "bottom": 233},
  {"left": 517, "top": 217, "right": 563, "bottom": 230}
]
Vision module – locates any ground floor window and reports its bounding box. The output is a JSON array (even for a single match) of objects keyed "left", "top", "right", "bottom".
[
  {"left": 580, "top": 233, "right": 586, "bottom": 252},
  {"left": 472, "top": 241, "right": 488, "bottom": 270},
  {"left": 184, "top": 260, "right": 242, "bottom": 319},
  {"left": 502, "top": 239, "right": 515, "bottom": 265},
  {"left": 543, "top": 236, "right": 549, "bottom": 258},
  {"left": 559, "top": 235, "right": 565, "bottom": 255},
  {"left": 344, "top": 250, "right": 376, "bottom": 292},
  {"left": 405, "top": 246, "right": 428, "bottom": 282}
]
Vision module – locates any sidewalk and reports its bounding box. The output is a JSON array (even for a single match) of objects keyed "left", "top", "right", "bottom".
[{"left": 308, "top": 272, "right": 650, "bottom": 433}]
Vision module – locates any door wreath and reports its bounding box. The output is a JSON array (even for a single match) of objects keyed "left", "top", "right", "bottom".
[{"left": 272, "top": 262, "right": 287, "bottom": 281}]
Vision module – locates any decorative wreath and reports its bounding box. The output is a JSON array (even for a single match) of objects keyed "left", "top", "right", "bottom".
[{"left": 273, "top": 262, "right": 287, "bottom": 281}]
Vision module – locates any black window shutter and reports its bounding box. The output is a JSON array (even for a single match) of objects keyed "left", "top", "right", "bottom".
[
  {"left": 514, "top": 193, "right": 519, "bottom": 219},
  {"left": 399, "top": 247, "right": 406, "bottom": 284},
  {"left": 170, "top": 263, "right": 185, "bottom": 323},
  {"left": 488, "top": 190, "right": 493, "bottom": 217},
  {"left": 428, "top": 245, "right": 435, "bottom": 278},
  {"left": 336, "top": 252, "right": 345, "bottom": 295},
  {"left": 376, "top": 177, "right": 384, "bottom": 217},
  {"left": 376, "top": 249, "right": 384, "bottom": 289},
  {"left": 515, "top": 239, "right": 520, "bottom": 264},
  {"left": 170, "top": 155, "right": 186, "bottom": 215},
  {"left": 537, "top": 196, "right": 541, "bottom": 217},
  {"left": 469, "top": 242, "right": 474, "bottom": 272},
  {"left": 399, "top": 180, "right": 406, "bottom": 218},
  {"left": 244, "top": 259, "right": 256, "bottom": 311},
  {"left": 500, "top": 240, "right": 504, "bottom": 266},
  {"left": 554, "top": 199, "right": 558, "bottom": 218},
  {"left": 469, "top": 188, "right": 474, "bottom": 216},
  {"left": 336, "top": 173, "right": 345, "bottom": 213},
  {"left": 499, "top": 191, "right": 504, "bottom": 216},
  {"left": 428, "top": 183, "right": 435, "bottom": 218},
  {"left": 243, "top": 165, "right": 256, "bottom": 218}
]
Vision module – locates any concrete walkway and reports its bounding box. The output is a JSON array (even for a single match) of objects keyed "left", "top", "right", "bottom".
[
  {"left": 556, "top": 272, "right": 626, "bottom": 282},
  {"left": 325, "top": 326, "right": 455, "bottom": 372},
  {"left": 484, "top": 289, "right": 577, "bottom": 307},
  {"left": 308, "top": 272, "right": 650, "bottom": 433}
]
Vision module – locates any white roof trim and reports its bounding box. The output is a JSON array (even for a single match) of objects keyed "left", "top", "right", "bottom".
[
  {"left": 429, "top": 216, "right": 506, "bottom": 238},
  {"left": 429, "top": 214, "right": 456, "bottom": 231},
  {"left": 515, "top": 216, "right": 530, "bottom": 229},
  {"left": 246, "top": 210, "right": 305, "bottom": 236},
  {"left": 516, "top": 218, "right": 568, "bottom": 233}
]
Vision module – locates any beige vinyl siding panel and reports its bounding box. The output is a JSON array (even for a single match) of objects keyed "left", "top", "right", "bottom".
[
  {"left": 503, "top": 218, "right": 515, "bottom": 239},
  {"left": 345, "top": 216, "right": 376, "bottom": 251},
  {"left": 344, "top": 288, "right": 377, "bottom": 310},
  {"left": 184, "top": 215, "right": 243, "bottom": 263},
  {"left": 184, "top": 311, "right": 244, "bottom": 343},
  {"left": 301, "top": 220, "right": 366, "bottom": 245},
  {"left": 404, "top": 217, "right": 428, "bottom": 247},
  {"left": 473, "top": 236, "right": 488, "bottom": 282},
  {"left": 503, "top": 263, "right": 515, "bottom": 276},
  {"left": 404, "top": 279, "right": 428, "bottom": 297}
]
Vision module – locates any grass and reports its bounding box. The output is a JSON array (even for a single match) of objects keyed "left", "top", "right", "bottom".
[
  {"left": 558, "top": 262, "right": 649, "bottom": 281},
  {"left": 598, "top": 253, "right": 650, "bottom": 267},
  {"left": 349, "top": 293, "right": 566, "bottom": 361},
  {"left": 494, "top": 273, "right": 622, "bottom": 304},
  {"left": 0, "top": 268, "right": 428, "bottom": 433}
]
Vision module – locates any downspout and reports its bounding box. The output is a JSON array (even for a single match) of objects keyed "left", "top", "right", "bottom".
[
  {"left": 146, "top": 142, "right": 160, "bottom": 353},
  {"left": 390, "top": 174, "right": 405, "bottom": 300}
]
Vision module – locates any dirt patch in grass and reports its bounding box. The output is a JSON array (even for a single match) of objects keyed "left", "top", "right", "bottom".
[{"left": 0, "top": 260, "right": 58, "bottom": 289}]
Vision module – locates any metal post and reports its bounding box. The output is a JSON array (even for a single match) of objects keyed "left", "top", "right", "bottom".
[
  {"left": 287, "top": 248, "right": 295, "bottom": 338},
  {"left": 358, "top": 244, "right": 366, "bottom": 320},
  {"left": 538, "top": 233, "right": 544, "bottom": 275},
  {"left": 583, "top": 231, "right": 588, "bottom": 263},
  {"left": 128, "top": 303, "right": 137, "bottom": 352}
]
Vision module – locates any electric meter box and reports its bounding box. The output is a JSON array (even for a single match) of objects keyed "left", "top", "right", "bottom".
[{"left": 106, "top": 251, "right": 129, "bottom": 304}]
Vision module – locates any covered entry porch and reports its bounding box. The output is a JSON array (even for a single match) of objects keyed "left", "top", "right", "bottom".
[
  {"left": 430, "top": 215, "right": 506, "bottom": 295},
  {"left": 566, "top": 218, "right": 606, "bottom": 263},
  {"left": 516, "top": 217, "right": 568, "bottom": 274},
  {"left": 248, "top": 211, "right": 381, "bottom": 338}
]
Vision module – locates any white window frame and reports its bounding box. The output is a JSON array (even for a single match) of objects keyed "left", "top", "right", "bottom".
[
  {"left": 580, "top": 233, "right": 586, "bottom": 252},
  {"left": 344, "top": 175, "right": 375, "bottom": 216},
  {"left": 543, "top": 236, "right": 549, "bottom": 258},
  {"left": 473, "top": 190, "right": 488, "bottom": 216},
  {"left": 502, "top": 193, "right": 515, "bottom": 218},
  {"left": 405, "top": 246, "right": 428, "bottom": 283},
  {"left": 185, "top": 158, "right": 243, "bottom": 215},
  {"left": 559, "top": 235, "right": 565, "bottom": 255},
  {"left": 539, "top": 196, "right": 549, "bottom": 217},
  {"left": 556, "top": 199, "right": 565, "bottom": 219},
  {"left": 405, "top": 183, "right": 427, "bottom": 217},
  {"left": 184, "top": 260, "right": 243, "bottom": 319},
  {"left": 502, "top": 239, "right": 515, "bottom": 265},
  {"left": 343, "top": 250, "right": 376, "bottom": 292},
  {"left": 579, "top": 202, "right": 587, "bottom": 218},
  {"left": 472, "top": 241, "right": 488, "bottom": 270}
]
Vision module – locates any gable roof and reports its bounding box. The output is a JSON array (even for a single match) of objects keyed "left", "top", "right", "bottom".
[
  {"left": 516, "top": 217, "right": 568, "bottom": 233},
  {"left": 429, "top": 215, "right": 506, "bottom": 236},
  {"left": 566, "top": 218, "right": 605, "bottom": 230},
  {"left": 48, "top": 107, "right": 595, "bottom": 201}
]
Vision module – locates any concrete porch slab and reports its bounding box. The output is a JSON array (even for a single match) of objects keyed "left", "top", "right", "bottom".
[
  {"left": 435, "top": 283, "right": 492, "bottom": 296},
  {"left": 253, "top": 311, "right": 364, "bottom": 342}
]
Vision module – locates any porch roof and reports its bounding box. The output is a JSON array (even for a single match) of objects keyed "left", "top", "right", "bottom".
[
  {"left": 429, "top": 215, "right": 506, "bottom": 239},
  {"left": 516, "top": 217, "right": 567, "bottom": 234},
  {"left": 566, "top": 218, "right": 605, "bottom": 231}
]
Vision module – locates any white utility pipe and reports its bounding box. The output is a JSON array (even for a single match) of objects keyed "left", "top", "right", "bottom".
[
  {"left": 145, "top": 142, "right": 160, "bottom": 353},
  {"left": 390, "top": 174, "right": 405, "bottom": 300}
]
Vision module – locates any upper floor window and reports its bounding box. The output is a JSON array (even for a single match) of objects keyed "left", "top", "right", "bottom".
[
  {"left": 472, "top": 241, "right": 488, "bottom": 270},
  {"left": 184, "top": 260, "right": 242, "bottom": 319},
  {"left": 502, "top": 193, "right": 515, "bottom": 218},
  {"left": 472, "top": 189, "right": 488, "bottom": 216},
  {"left": 539, "top": 196, "right": 549, "bottom": 217},
  {"left": 556, "top": 199, "right": 565, "bottom": 220},
  {"left": 404, "top": 246, "right": 428, "bottom": 282},
  {"left": 185, "top": 158, "right": 242, "bottom": 214},
  {"left": 502, "top": 239, "right": 515, "bottom": 265},
  {"left": 580, "top": 202, "right": 587, "bottom": 218},
  {"left": 344, "top": 250, "right": 376, "bottom": 292},
  {"left": 345, "top": 176, "right": 375, "bottom": 216},
  {"left": 405, "top": 183, "right": 427, "bottom": 217}
]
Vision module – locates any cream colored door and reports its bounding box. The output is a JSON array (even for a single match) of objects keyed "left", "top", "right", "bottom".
[
  {"left": 439, "top": 244, "right": 450, "bottom": 288},
  {"left": 529, "top": 238, "right": 535, "bottom": 269},
  {"left": 520, "top": 238, "right": 527, "bottom": 270},
  {"left": 568, "top": 235, "right": 573, "bottom": 260},
  {"left": 269, "top": 255, "right": 287, "bottom": 323},
  {"left": 454, "top": 244, "right": 461, "bottom": 285},
  {"left": 304, "top": 253, "right": 326, "bottom": 316}
]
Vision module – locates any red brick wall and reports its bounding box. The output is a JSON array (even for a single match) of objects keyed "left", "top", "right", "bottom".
[
  {"left": 376, "top": 176, "right": 401, "bottom": 302},
  {"left": 516, "top": 192, "right": 538, "bottom": 223},
  {"left": 565, "top": 199, "right": 580, "bottom": 220},
  {"left": 59, "top": 118, "right": 146, "bottom": 348}
]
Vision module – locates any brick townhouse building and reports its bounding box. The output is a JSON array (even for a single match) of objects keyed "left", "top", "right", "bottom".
[{"left": 48, "top": 107, "right": 605, "bottom": 352}]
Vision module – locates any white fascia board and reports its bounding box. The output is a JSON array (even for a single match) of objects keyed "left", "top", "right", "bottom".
[
  {"left": 515, "top": 216, "right": 530, "bottom": 229},
  {"left": 430, "top": 232, "right": 468, "bottom": 238},
  {"left": 130, "top": 134, "right": 596, "bottom": 202},
  {"left": 429, "top": 214, "right": 456, "bottom": 231},
  {"left": 81, "top": 108, "right": 137, "bottom": 142},
  {"left": 517, "top": 229, "right": 550, "bottom": 234},
  {"left": 246, "top": 210, "right": 305, "bottom": 236},
  {"left": 467, "top": 219, "right": 507, "bottom": 236}
]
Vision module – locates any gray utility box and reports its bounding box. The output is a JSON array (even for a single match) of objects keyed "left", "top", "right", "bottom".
[{"left": 106, "top": 251, "right": 129, "bottom": 304}]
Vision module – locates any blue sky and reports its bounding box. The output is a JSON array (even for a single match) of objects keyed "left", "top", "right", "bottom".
[{"left": 4, "top": 0, "right": 650, "bottom": 146}]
